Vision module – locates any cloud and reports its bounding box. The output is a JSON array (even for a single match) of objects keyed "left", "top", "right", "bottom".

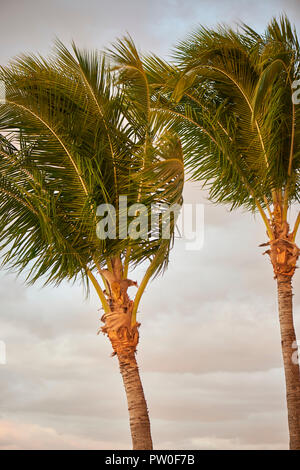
[
  {"left": 0, "top": 419, "right": 128, "bottom": 450},
  {"left": 1, "top": 0, "right": 300, "bottom": 65}
]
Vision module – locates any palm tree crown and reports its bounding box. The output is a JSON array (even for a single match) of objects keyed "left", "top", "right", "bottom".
[
  {"left": 147, "top": 17, "right": 300, "bottom": 238},
  {"left": 0, "top": 38, "right": 183, "bottom": 305}
]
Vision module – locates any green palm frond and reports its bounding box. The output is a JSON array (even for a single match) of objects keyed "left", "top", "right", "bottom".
[
  {"left": 0, "top": 38, "right": 184, "bottom": 294},
  {"left": 150, "top": 16, "right": 300, "bottom": 220}
]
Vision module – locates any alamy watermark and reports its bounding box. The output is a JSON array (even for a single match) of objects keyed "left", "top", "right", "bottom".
[
  {"left": 0, "top": 80, "right": 5, "bottom": 104},
  {"left": 96, "top": 196, "right": 204, "bottom": 251},
  {"left": 0, "top": 341, "right": 6, "bottom": 365},
  {"left": 292, "top": 80, "right": 300, "bottom": 104}
]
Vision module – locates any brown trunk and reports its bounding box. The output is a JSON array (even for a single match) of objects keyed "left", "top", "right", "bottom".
[
  {"left": 99, "top": 260, "right": 153, "bottom": 449},
  {"left": 277, "top": 274, "right": 300, "bottom": 450},
  {"left": 263, "top": 208, "right": 300, "bottom": 449},
  {"left": 104, "top": 323, "right": 153, "bottom": 450},
  {"left": 117, "top": 341, "right": 153, "bottom": 450}
]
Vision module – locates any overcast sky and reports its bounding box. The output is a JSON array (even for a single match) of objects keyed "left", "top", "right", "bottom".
[{"left": 1, "top": 0, "right": 300, "bottom": 450}]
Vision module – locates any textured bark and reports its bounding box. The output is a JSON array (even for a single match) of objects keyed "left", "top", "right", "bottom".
[
  {"left": 277, "top": 275, "right": 300, "bottom": 450},
  {"left": 103, "top": 318, "right": 153, "bottom": 450},
  {"left": 99, "top": 258, "right": 153, "bottom": 450},
  {"left": 117, "top": 344, "right": 153, "bottom": 450},
  {"left": 263, "top": 210, "right": 300, "bottom": 449}
]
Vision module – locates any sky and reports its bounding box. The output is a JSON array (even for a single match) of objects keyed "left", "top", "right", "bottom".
[{"left": 1, "top": 0, "right": 300, "bottom": 450}]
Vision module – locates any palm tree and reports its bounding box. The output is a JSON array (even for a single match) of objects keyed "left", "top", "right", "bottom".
[
  {"left": 146, "top": 16, "right": 300, "bottom": 449},
  {"left": 0, "top": 38, "right": 184, "bottom": 449}
]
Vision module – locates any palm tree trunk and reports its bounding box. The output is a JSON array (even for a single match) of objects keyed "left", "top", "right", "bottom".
[
  {"left": 100, "top": 272, "right": 153, "bottom": 450},
  {"left": 277, "top": 274, "right": 300, "bottom": 449},
  {"left": 117, "top": 348, "right": 153, "bottom": 450}
]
